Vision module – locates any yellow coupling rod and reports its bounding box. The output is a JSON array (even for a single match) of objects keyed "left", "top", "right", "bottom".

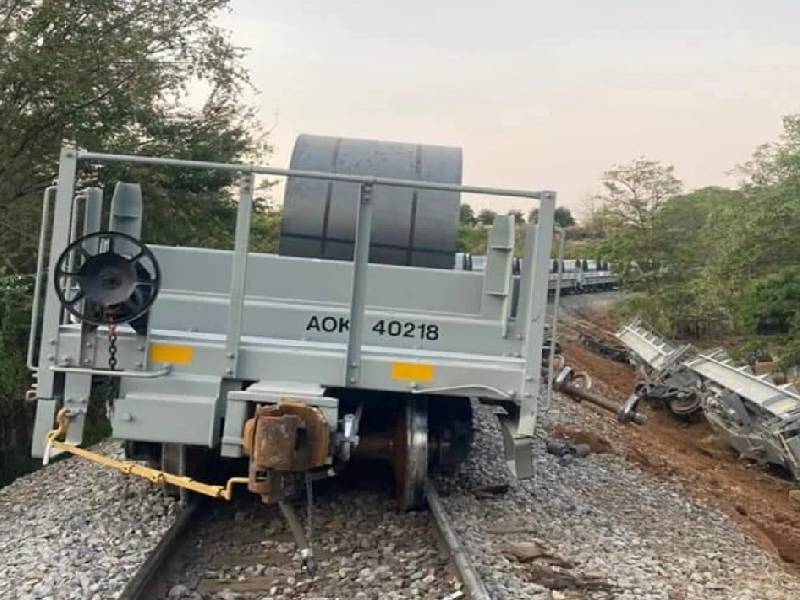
[{"left": 45, "top": 409, "right": 248, "bottom": 501}]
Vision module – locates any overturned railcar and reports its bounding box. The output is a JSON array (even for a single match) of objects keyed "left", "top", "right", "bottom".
[{"left": 29, "top": 136, "right": 557, "bottom": 511}]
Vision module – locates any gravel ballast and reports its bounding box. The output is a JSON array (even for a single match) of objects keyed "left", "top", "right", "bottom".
[
  {"left": 153, "top": 480, "right": 461, "bottom": 600},
  {"left": 436, "top": 398, "right": 800, "bottom": 600},
  {"left": 0, "top": 441, "right": 179, "bottom": 600},
  {"left": 3, "top": 394, "right": 799, "bottom": 599}
]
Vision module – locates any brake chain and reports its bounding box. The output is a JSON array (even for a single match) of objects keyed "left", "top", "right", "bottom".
[{"left": 107, "top": 317, "right": 118, "bottom": 371}]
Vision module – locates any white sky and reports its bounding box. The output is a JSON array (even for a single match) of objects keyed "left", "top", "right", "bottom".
[{"left": 209, "top": 1, "right": 800, "bottom": 215}]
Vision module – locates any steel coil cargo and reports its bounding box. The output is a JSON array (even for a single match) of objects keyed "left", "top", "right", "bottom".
[{"left": 279, "top": 134, "right": 462, "bottom": 269}]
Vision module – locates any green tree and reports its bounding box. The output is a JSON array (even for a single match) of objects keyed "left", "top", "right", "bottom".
[
  {"left": 508, "top": 209, "right": 525, "bottom": 224},
  {"left": 459, "top": 203, "right": 477, "bottom": 225},
  {"left": 457, "top": 224, "right": 488, "bottom": 254},
  {"left": 601, "top": 118, "right": 800, "bottom": 349},
  {"left": 736, "top": 267, "right": 800, "bottom": 336},
  {"left": 477, "top": 208, "right": 497, "bottom": 226},
  {"left": 0, "top": 0, "right": 265, "bottom": 269},
  {"left": 595, "top": 158, "right": 683, "bottom": 285},
  {"left": 554, "top": 206, "right": 576, "bottom": 228},
  {"left": 0, "top": 0, "right": 267, "bottom": 486},
  {"left": 600, "top": 158, "right": 682, "bottom": 230}
]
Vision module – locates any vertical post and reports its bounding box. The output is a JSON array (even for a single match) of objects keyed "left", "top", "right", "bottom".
[
  {"left": 27, "top": 187, "right": 56, "bottom": 371},
  {"left": 345, "top": 183, "right": 374, "bottom": 386},
  {"left": 82, "top": 188, "right": 103, "bottom": 245},
  {"left": 518, "top": 191, "right": 556, "bottom": 435},
  {"left": 544, "top": 227, "right": 566, "bottom": 410},
  {"left": 32, "top": 147, "right": 77, "bottom": 457},
  {"left": 480, "top": 214, "right": 515, "bottom": 326},
  {"left": 109, "top": 182, "right": 143, "bottom": 239},
  {"left": 78, "top": 188, "right": 104, "bottom": 370},
  {"left": 224, "top": 172, "right": 255, "bottom": 378}
]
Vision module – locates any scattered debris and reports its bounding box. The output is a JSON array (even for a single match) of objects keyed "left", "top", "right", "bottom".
[
  {"left": 561, "top": 308, "right": 800, "bottom": 572},
  {"left": 555, "top": 364, "right": 647, "bottom": 425},
  {"left": 545, "top": 440, "right": 570, "bottom": 457},
  {"left": 615, "top": 319, "right": 703, "bottom": 418},
  {"left": 527, "top": 563, "right": 614, "bottom": 593},
  {"left": 506, "top": 541, "right": 547, "bottom": 562},
  {"left": 580, "top": 333, "right": 629, "bottom": 363},
  {"left": 471, "top": 483, "right": 510, "bottom": 499},
  {"left": 572, "top": 443, "right": 591, "bottom": 458},
  {"left": 687, "top": 348, "right": 800, "bottom": 479}
]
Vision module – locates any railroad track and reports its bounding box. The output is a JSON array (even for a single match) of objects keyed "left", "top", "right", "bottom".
[
  {"left": 424, "top": 480, "right": 491, "bottom": 600},
  {"left": 119, "top": 499, "right": 205, "bottom": 600},
  {"left": 121, "top": 479, "right": 489, "bottom": 600}
]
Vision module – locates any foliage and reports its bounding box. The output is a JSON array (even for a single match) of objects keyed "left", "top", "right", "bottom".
[
  {"left": 554, "top": 206, "right": 576, "bottom": 228},
  {"left": 592, "top": 158, "right": 684, "bottom": 289},
  {"left": 529, "top": 206, "right": 576, "bottom": 228},
  {"left": 508, "top": 209, "right": 525, "bottom": 224},
  {"left": 0, "top": 274, "right": 36, "bottom": 486},
  {"left": 598, "top": 158, "right": 683, "bottom": 229},
  {"left": 459, "top": 203, "right": 476, "bottom": 225},
  {"left": 0, "top": 1, "right": 266, "bottom": 486},
  {"left": 251, "top": 209, "right": 284, "bottom": 254},
  {"left": 457, "top": 223, "right": 489, "bottom": 254},
  {"left": 456, "top": 203, "right": 576, "bottom": 258},
  {"left": 735, "top": 267, "right": 800, "bottom": 336},
  {"left": 0, "top": 275, "right": 31, "bottom": 398},
  {"left": 0, "top": 0, "right": 263, "bottom": 269},
  {"left": 476, "top": 208, "right": 497, "bottom": 225},
  {"left": 594, "top": 116, "right": 800, "bottom": 367},
  {"left": 89, "top": 103, "right": 269, "bottom": 250}
]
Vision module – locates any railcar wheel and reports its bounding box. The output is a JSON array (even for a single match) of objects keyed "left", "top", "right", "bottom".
[
  {"left": 667, "top": 393, "right": 702, "bottom": 418},
  {"left": 392, "top": 397, "right": 428, "bottom": 511}
]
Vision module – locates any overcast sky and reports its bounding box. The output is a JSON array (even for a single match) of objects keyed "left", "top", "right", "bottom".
[{"left": 213, "top": 1, "right": 800, "bottom": 215}]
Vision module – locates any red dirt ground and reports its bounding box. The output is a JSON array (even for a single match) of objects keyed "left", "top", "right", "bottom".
[{"left": 553, "top": 307, "right": 800, "bottom": 573}]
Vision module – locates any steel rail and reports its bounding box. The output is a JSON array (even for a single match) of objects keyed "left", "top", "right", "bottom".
[
  {"left": 120, "top": 499, "right": 202, "bottom": 600},
  {"left": 424, "top": 479, "right": 492, "bottom": 600},
  {"left": 75, "top": 150, "right": 548, "bottom": 200}
]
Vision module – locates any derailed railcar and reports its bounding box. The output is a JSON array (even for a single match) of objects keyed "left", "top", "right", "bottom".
[{"left": 29, "top": 136, "right": 557, "bottom": 516}]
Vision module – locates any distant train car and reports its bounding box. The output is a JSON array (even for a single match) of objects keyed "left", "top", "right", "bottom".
[{"left": 456, "top": 253, "right": 616, "bottom": 295}]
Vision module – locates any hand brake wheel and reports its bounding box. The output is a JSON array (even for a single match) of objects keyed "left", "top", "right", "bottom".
[{"left": 53, "top": 231, "right": 161, "bottom": 325}]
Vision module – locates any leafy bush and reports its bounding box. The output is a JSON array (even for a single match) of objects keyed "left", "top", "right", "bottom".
[
  {"left": 0, "top": 274, "right": 35, "bottom": 487},
  {"left": 735, "top": 267, "right": 800, "bottom": 335}
]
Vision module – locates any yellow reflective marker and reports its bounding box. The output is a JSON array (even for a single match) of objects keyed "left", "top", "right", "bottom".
[
  {"left": 149, "top": 343, "right": 194, "bottom": 365},
  {"left": 391, "top": 362, "right": 435, "bottom": 383}
]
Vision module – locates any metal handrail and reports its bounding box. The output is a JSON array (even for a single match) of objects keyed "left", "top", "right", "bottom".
[
  {"left": 50, "top": 365, "right": 172, "bottom": 378},
  {"left": 73, "top": 149, "right": 555, "bottom": 389},
  {"left": 76, "top": 150, "right": 550, "bottom": 200}
]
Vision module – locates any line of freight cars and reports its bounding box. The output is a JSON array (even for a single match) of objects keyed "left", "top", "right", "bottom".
[{"left": 456, "top": 255, "right": 616, "bottom": 294}]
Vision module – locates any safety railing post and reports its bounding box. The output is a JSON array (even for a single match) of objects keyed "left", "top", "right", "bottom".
[
  {"left": 31, "top": 148, "right": 77, "bottom": 457},
  {"left": 224, "top": 172, "right": 255, "bottom": 378},
  {"left": 27, "top": 187, "right": 57, "bottom": 372},
  {"left": 518, "top": 191, "right": 556, "bottom": 435},
  {"left": 36, "top": 148, "right": 78, "bottom": 397},
  {"left": 345, "top": 183, "right": 374, "bottom": 386}
]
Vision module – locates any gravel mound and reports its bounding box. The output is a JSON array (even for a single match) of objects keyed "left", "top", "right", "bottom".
[
  {"left": 0, "top": 441, "right": 178, "bottom": 600},
  {"left": 435, "top": 398, "right": 800, "bottom": 600}
]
